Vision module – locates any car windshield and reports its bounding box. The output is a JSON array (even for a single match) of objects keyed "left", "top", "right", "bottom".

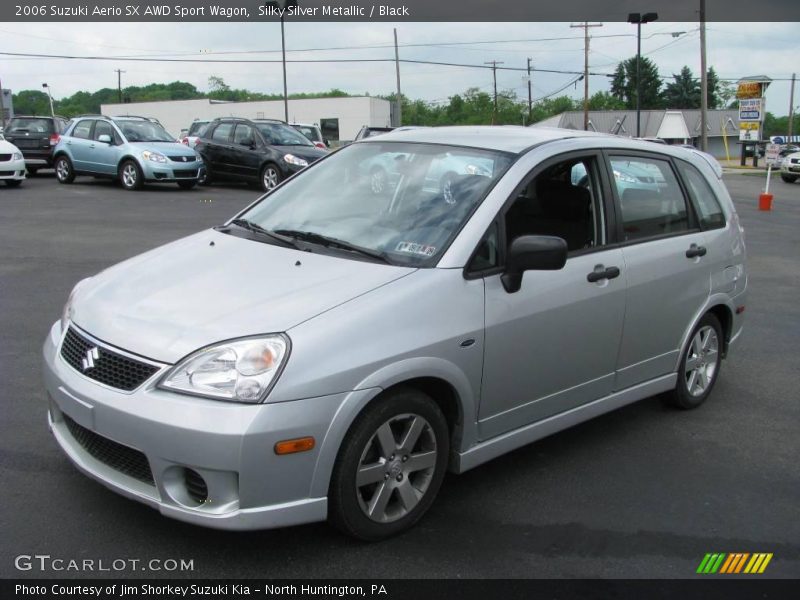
[
  {"left": 7, "top": 118, "right": 52, "bottom": 133},
  {"left": 237, "top": 142, "right": 514, "bottom": 266},
  {"left": 188, "top": 121, "right": 209, "bottom": 136},
  {"left": 115, "top": 120, "right": 175, "bottom": 142},
  {"left": 256, "top": 123, "right": 314, "bottom": 146}
]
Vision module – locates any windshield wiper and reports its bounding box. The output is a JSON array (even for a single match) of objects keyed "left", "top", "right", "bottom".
[
  {"left": 226, "top": 219, "right": 300, "bottom": 248},
  {"left": 273, "top": 229, "right": 392, "bottom": 264}
]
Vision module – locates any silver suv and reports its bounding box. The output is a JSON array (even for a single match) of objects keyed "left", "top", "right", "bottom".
[{"left": 43, "top": 127, "right": 746, "bottom": 539}]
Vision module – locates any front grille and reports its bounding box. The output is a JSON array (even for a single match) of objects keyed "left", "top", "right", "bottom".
[
  {"left": 168, "top": 155, "right": 194, "bottom": 163},
  {"left": 63, "top": 414, "right": 154, "bottom": 485},
  {"left": 184, "top": 469, "right": 209, "bottom": 504},
  {"left": 173, "top": 169, "right": 198, "bottom": 178},
  {"left": 60, "top": 327, "right": 159, "bottom": 391},
  {"left": 0, "top": 154, "right": 11, "bottom": 162}
]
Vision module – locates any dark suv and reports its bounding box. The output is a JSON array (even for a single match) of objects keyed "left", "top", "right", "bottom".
[
  {"left": 3, "top": 115, "right": 69, "bottom": 174},
  {"left": 196, "top": 117, "right": 328, "bottom": 191}
]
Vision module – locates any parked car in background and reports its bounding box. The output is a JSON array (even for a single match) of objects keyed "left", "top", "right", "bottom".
[
  {"left": 291, "top": 123, "right": 328, "bottom": 149},
  {"left": 45, "top": 127, "right": 746, "bottom": 539},
  {"left": 53, "top": 115, "right": 203, "bottom": 190},
  {"left": 0, "top": 136, "right": 27, "bottom": 187},
  {"left": 196, "top": 117, "right": 327, "bottom": 191},
  {"left": 3, "top": 115, "right": 69, "bottom": 175},
  {"left": 354, "top": 126, "right": 395, "bottom": 142},
  {"left": 180, "top": 120, "right": 210, "bottom": 148},
  {"left": 778, "top": 144, "right": 800, "bottom": 159},
  {"left": 780, "top": 151, "right": 800, "bottom": 183}
]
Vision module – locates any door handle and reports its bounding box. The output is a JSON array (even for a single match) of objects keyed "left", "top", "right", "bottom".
[
  {"left": 587, "top": 265, "right": 621, "bottom": 283},
  {"left": 686, "top": 244, "right": 707, "bottom": 259}
]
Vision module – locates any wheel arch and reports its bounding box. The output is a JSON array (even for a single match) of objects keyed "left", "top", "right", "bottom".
[
  {"left": 308, "top": 360, "right": 477, "bottom": 498},
  {"left": 676, "top": 297, "right": 734, "bottom": 370}
]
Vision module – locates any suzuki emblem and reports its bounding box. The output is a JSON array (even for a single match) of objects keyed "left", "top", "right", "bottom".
[{"left": 81, "top": 347, "right": 100, "bottom": 371}]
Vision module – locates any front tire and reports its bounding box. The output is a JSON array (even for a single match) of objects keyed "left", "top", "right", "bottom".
[
  {"left": 781, "top": 174, "right": 797, "bottom": 183},
  {"left": 665, "top": 313, "right": 723, "bottom": 410},
  {"left": 260, "top": 163, "right": 282, "bottom": 191},
  {"left": 328, "top": 387, "right": 449, "bottom": 541},
  {"left": 177, "top": 181, "right": 197, "bottom": 190},
  {"left": 5, "top": 180, "right": 22, "bottom": 187},
  {"left": 119, "top": 160, "right": 143, "bottom": 191},
  {"left": 54, "top": 156, "right": 75, "bottom": 184}
]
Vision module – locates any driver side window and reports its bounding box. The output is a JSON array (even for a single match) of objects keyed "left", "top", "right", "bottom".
[{"left": 505, "top": 157, "right": 604, "bottom": 254}]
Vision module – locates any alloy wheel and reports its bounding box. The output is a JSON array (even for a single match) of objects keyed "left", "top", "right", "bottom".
[
  {"left": 122, "top": 163, "right": 138, "bottom": 188},
  {"left": 684, "top": 325, "right": 719, "bottom": 397},
  {"left": 355, "top": 413, "right": 437, "bottom": 523}
]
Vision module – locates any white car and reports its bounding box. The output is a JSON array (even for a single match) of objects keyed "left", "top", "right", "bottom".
[
  {"left": 780, "top": 151, "right": 800, "bottom": 184},
  {"left": 0, "top": 137, "right": 26, "bottom": 187}
]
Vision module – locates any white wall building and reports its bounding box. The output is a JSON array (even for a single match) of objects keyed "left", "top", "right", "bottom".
[{"left": 101, "top": 96, "right": 392, "bottom": 142}]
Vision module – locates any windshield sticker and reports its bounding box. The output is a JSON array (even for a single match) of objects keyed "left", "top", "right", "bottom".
[{"left": 395, "top": 242, "right": 436, "bottom": 257}]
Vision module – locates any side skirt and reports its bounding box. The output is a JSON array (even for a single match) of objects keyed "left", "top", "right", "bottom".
[{"left": 453, "top": 373, "right": 677, "bottom": 474}]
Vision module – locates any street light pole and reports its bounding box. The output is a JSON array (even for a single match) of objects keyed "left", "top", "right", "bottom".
[
  {"left": 628, "top": 12, "right": 658, "bottom": 138},
  {"left": 42, "top": 83, "right": 54, "bottom": 117}
]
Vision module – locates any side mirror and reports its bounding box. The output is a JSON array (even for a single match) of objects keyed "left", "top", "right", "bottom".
[
  {"left": 240, "top": 137, "right": 255, "bottom": 148},
  {"left": 501, "top": 235, "right": 567, "bottom": 293},
  {"left": 97, "top": 134, "right": 112, "bottom": 144}
]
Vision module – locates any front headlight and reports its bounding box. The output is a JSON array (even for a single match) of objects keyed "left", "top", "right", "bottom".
[
  {"left": 158, "top": 335, "right": 290, "bottom": 403},
  {"left": 142, "top": 150, "right": 167, "bottom": 163},
  {"left": 12, "top": 152, "right": 23, "bottom": 161},
  {"left": 283, "top": 154, "right": 308, "bottom": 167}
]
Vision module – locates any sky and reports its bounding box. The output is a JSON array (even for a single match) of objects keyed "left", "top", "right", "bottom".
[{"left": 0, "top": 21, "right": 797, "bottom": 118}]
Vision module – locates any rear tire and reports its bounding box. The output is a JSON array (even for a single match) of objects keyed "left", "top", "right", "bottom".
[
  {"left": 328, "top": 387, "right": 449, "bottom": 541},
  {"left": 664, "top": 313, "right": 723, "bottom": 410},
  {"left": 119, "top": 160, "right": 143, "bottom": 191},
  {"left": 781, "top": 174, "right": 797, "bottom": 183},
  {"left": 54, "top": 156, "right": 75, "bottom": 184}
]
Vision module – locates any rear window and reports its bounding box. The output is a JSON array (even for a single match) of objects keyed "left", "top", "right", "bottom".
[
  {"left": 188, "top": 121, "right": 208, "bottom": 136},
  {"left": 7, "top": 118, "right": 54, "bottom": 134}
]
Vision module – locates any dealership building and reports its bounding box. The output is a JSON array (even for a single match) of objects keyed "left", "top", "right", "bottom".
[
  {"left": 533, "top": 109, "right": 741, "bottom": 158},
  {"left": 101, "top": 96, "right": 392, "bottom": 143}
]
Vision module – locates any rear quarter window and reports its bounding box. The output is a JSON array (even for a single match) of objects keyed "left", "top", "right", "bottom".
[{"left": 676, "top": 161, "right": 726, "bottom": 230}]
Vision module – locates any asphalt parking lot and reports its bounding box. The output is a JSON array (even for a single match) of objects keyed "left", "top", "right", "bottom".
[{"left": 0, "top": 171, "right": 798, "bottom": 579}]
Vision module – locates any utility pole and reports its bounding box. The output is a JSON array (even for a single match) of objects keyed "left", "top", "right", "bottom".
[
  {"left": 789, "top": 72, "right": 796, "bottom": 141},
  {"left": 484, "top": 61, "right": 503, "bottom": 125},
  {"left": 394, "top": 29, "right": 402, "bottom": 127},
  {"left": 699, "top": 0, "right": 708, "bottom": 151},
  {"left": 114, "top": 69, "right": 125, "bottom": 104},
  {"left": 527, "top": 57, "right": 532, "bottom": 123},
  {"left": 571, "top": 21, "right": 602, "bottom": 131}
]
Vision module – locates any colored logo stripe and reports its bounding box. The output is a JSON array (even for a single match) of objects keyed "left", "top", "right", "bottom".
[{"left": 697, "top": 553, "right": 773, "bottom": 574}]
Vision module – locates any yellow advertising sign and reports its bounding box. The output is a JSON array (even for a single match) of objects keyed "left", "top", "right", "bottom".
[
  {"left": 736, "top": 82, "right": 763, "bottom": 99},
  {"left": 740, "top": 122, "right": 759, "bottom": 130}
]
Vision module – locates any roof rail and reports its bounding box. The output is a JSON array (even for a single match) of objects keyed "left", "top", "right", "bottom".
[{"left": 72, "top": 114, "right": 106, "bottom": 119}]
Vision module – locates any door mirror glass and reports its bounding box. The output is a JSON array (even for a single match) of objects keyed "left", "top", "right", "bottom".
[
  {"left": 501, "top": 235, "right": 567, "bottom": 293},
  {"left": 97, "top": 134, "right": 112, "bottom": 144}
]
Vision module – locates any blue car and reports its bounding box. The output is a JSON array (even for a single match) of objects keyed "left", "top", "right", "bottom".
[{"left": 54, "top": 115, "right": 203, "bottom": 190}]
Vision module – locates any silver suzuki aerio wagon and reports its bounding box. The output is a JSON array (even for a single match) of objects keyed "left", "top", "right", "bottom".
[{"left": 44, "top": 127, "right": 746, "bottom": 540}]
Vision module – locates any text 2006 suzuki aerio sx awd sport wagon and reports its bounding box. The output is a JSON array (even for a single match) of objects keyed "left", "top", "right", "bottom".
[{"left": 43, "top": 127, "right": 746, "bottom": 540}]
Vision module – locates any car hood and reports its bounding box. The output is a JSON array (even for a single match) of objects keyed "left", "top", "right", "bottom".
[
  {"left": 273, "top": 145, "right": 328, "bottom": 162},
  {"left": 130, "top": 141, "right": 199, "bottom": 158},
  {"left": 0, "top": 139, "right": 21, "bottom": 153},
  {"left": 70, "top": 229, "right": 415, "bottom": 364}
]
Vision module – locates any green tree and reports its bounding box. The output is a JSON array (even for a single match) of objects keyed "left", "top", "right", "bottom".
[
  {"left": 610, "top": 57, "right": 663, "bottom": 110},
  {"left": 11, "top": 90, "right": 52, "bottom": 116},
  {"left": 588, "top": 91, "right": 626, "bottom": 111},
  {"left": 663, "top": 66, "right": 700, "bottom": 109}
]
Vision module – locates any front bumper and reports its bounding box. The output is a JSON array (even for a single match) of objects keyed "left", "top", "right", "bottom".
[
  {"left": 43, "top": 321, "right": 363, "bottom": 530},
  {"left": 141, "top": 160, "right": 204, "bottom": 183},
  {"left": 0, "top": 158, "right": 26, "bottom": 180}
]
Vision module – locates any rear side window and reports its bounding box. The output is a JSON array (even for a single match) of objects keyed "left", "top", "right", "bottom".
[
  {"left": 211, "top": 123, "right": 233, "bottom": 142},
  {"left": 610, "top": 157, "right": 690, "bottom": 242},
  {"left": 71, "top": 120, "right": 93, "bottom": 140},
  {"left": 676, "top": 161, "right": 726, "bottom": 230}
]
